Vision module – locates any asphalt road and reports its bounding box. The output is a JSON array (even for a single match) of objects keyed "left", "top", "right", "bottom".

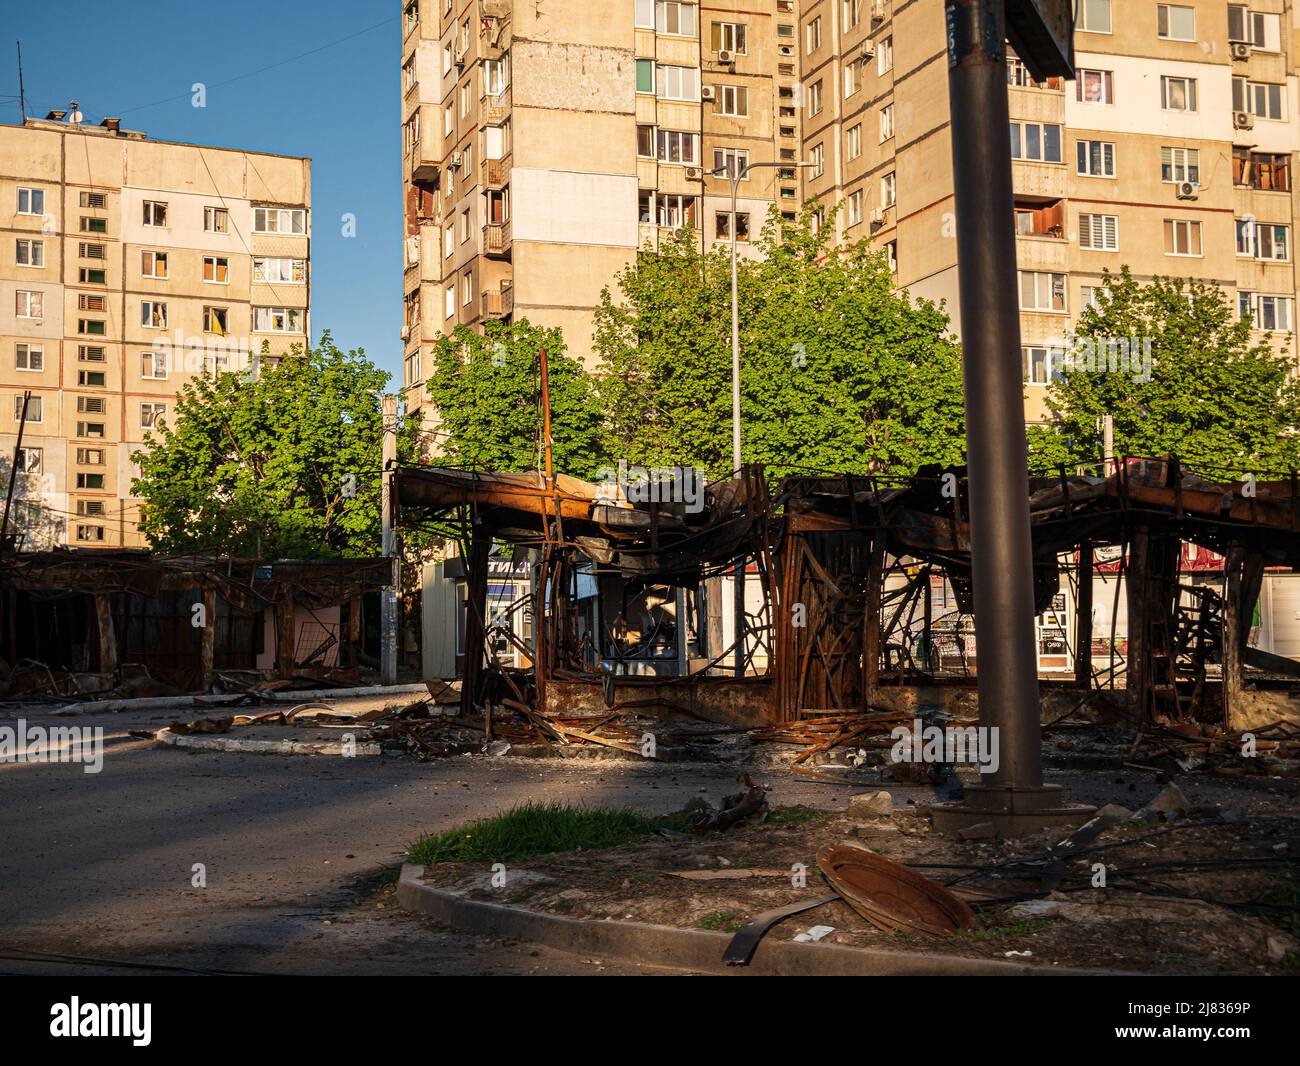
[{"left": 0, "top": 699, "right": 856, "bottom": 976}]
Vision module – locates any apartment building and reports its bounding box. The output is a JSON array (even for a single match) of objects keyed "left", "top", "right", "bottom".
[
  {"left": 0, "top": 112, "right": 311, "bottom": 549},
  {"left": 800, "top": 0, "right": 1300, "bottom": 422},
  {"left": 400, "top": 0, "right": 804, "bottom": 426}
]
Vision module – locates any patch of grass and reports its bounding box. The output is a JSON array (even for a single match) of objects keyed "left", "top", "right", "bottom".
[
  {"left": 406, "top": 801, "right": 665, "bottom": 865},
  {"left": 699, "top": 910, "right": 743, "bottom": 932},
  {"left": 953, "top": 919, "right": 1046, "bottom": 940},
  {"left": 765, "top": 807, "right": 830, "bottom": 825}
]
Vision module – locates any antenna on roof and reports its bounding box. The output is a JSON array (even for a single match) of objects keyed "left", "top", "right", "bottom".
[{"left": 16, "top": 40, "right": 26, "bottom": 122}]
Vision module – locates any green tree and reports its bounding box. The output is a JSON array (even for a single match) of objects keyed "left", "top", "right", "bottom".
[
  {"left": 1027, "top": 267, "right": 1300, "bottom": 478},
  {"left": 422, "top": 320, "right": 608, "bottom": 479},
  {"left": 594, "top": 206, "right": 966, "bottom": 477},
  {"left": 132, "top": 333, "right": 410, "bottom": 558}
]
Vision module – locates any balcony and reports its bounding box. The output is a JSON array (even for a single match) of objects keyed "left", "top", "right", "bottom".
[
  {"left": 482, "top": 282, "right": 514, "bottom": 319},
  {"left": 482, "top": 95, "right": 510, "bottom": 126},
  {"left": 484, "top": 220, "right": 512, "bottom": 258},
  {"left": 483, "top": 155, "right": 510, "bottom": 189}
]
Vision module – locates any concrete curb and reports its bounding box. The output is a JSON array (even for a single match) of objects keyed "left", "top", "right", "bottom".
[
  {"left": 52, "top": 683, "right": 428, "bottom": 716},
  {"left": 155, "top": 727, "right": 380, "bottom": 757},
  {"left": 396, "top": 864, "right": 1110, "bottom": 976}
]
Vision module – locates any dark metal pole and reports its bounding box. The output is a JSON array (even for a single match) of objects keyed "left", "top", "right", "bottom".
[{"left": 931, "top": 0, "right": 1090, "bottom": 834}]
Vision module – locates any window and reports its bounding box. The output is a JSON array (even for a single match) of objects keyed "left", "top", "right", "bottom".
[
  {"left": 203, "top": 306, "right": 228, "bottom": 335},
  {"left": 1163, "top": 218, "right": 1203, "bottom": 256},
  {"left": 80, "top": 216, "right": 108, "bottom": 233},
  {"left": 254, "top": 306, "right": 300, "bottom": 332},
  {"left": 141, "top": 250, "right": 168, "bottom": 278},
  {"left": 78, "top": 371, "right": 106, "bottom": 388},
  {"left": 636, "top": 59, "right": 655, "bottom": 94},
  {"left": 879, "top": 105, "right": 894, "bottom": 142},
  {"left": 841, "top": 0, "right": 861, "bottom": 28},
  {"left": 76, "top": 473, "right": 105, "bottom": 490},
  {"left": 656, "top": 193, "right": 698, "bottom": 228},
  {"left": 443, "top": 225, "right": 455, "bottom": 257},
  {"left": 1229, "top": 6, "right": 1281, "bottom": 50},
  {"left": 713, "top": 147, "right": 749, "bottom": 179},
  {"left": 637, "top": 124, "right": 655, "bottom": 157},
  {"left": 711, "top": 21, "right": 747, "bottom": 54},
  {"left": 204, "top": 256, "right": 230, "bottom": 283},
  {"left": 142, "top": 351, "right": 168, "bottom": 379},
  {"left": 847, "top": 124, "right": 862, "bottom": 160},
  {"left": 80, "top": 242, "right": 106, "bottom": 260},
  {"left": 204, "top": 206, "right": 229, "bottom": 232},
  {"left": 1235, "top": 149, "right": 1291, "bottom": 191},
  {"left": 1079, "top": 0, "right": 1111, "bottom": 31},
  {"left": 252, "top": 257, "right": 304, "bottom": 283},
  {"left": 79, "top": 320, "right": 106, "bottom": 335},
  {"left": 810, "top": 143, "right": 825, "bottom": 178},
  {"left": 16, "top": 343, "right": 43, "bottom": 371},
  {"left": 78, "top": 345, "right": 106, "bottom": 362},
  {"left": 1161, "top": 76, "right": 1197, "bottom": 112},
  {"left": 843, "top": 61, "right": 860, "bottom": 98},
  {"left": 655, "top": 129, "right": 699, "bottom": 164},
  {"left": 75, "top": 525, "right": 106, "bottom": 543},
  {"left": 17, "top": 188, "right": 44, "bottom": 215},
  {"left": 1023, "top": 346, "right": 1063, "bottom": 385},
  {"left": 1160, "top": 147, "right": 1200, "bottom": 184},
  {"left": 142, "top": 200, "right": 168, "bottom": 226},
  {"left": 1076, "top": 139, "right": 1115, "bottom": 177},
  {"left": 1079, "top": 213, "right": 1119, "bottom": 251},
  {"left": 141, "top": 301, "right": 167, "bottom": 328},
  {"left": 77, "top": 422, "right": 105, "bottom": 438},
  {"left": 1010, "top": 122, "right": 1063, "bottom": 162},
  {"left": 403, "top": 113, "right": 420, "bottom": 154},
  {"left": 1234, "top": 78, "right": 1284, "bottom": 120},
  {"left": 656, "top": 64, "right": 699, "bottom": 101},
  {"left": 253, "top": 207, "right": 306, "bottom": 234},
  {"left": 1157, "top": 4, "right": 1194, "bottom": 40},
  {"left": 635, "top": 0, "right": 655, "bottom": 26},
  {"left": 483, "top": 57, "right": 509, "bottom": 96},
  {"left": 847, "top": 189, "right": 863, "bottom": 226},
  {"left": 402, "top": 55, "right": 416, "bottom": 93},
  {"left": 1242, "top": 293, "right": 1293, "bottom": 331},
  {"left": 77, "top": 396, "right": 105, "bottom": 414},
  {"left": 876, "top": 36, "right": 893, "bottom": 76},
  {"left": 880, "top": 172, "right": 896, "bottom": 208},
  {"left": 78, "top": 294, "right": 107, "bottom": 312},
  {"left": 140, "top": 403, "right": 166, "bottom": 429},
  {"left": 1076, "top": 69, "right": 1114, "bottom": 104},
  {"left": 806, "top": 16, "right": 821, "bottom": 53},
  {"left": 486, "top": 189, "right": 508, "bottom": 225},
  {"left": 715, "top": 211, "right": 751, "bottom": 242},
  {"left": 461, "top": 271, "right": 473, "bottom": 306},
  {"left": 16, "top": 239, "right": 43, "bottom": 267},
  {"left": 885, "top": 240, "right": 897, "bottom": 273},
  {"left": 76, "top": 499, "right": 107, "bottom": 515},
  {"left": 459, "top": 208, "right": 470, "bottom": 243},
  {"left": 405, "top": 350, "right": 421, "bottom": 387},
  {"left": 716, "top": 84, "right": 748, "bottom": 115},
  {"left": 16, "top": 446, "right": 41, "bottom": 474},
  {"left": 404, "top": 0, "right": 420, "bottom": 33},
  {"left": 202, "top": 353, "right": 230, "bottom": 376},
  {"left": 807, "top": 80, "right": 823, "bottom": 116},
  {"left": 79, "top": 268, "right": 106, "bottom": 284},
  {"left": 1019, "top": 271, "right": 1068, "bottom": 312},
  {"left": 1238, "top": 219, "right": 1290, "bottom": 260},
  {"left": 80, "top": 191, "right": 106, "bottom": 209},
  {"left": 15, "top": 291, "right": 43, "bottom": 319},
  {"left": 15, "top": 395, "right": 42, "bottom": 423},
  {"left": 658, "top": 2, "right": 697, "bottom": 36},
  {"left": 444, "top": 285, "right": 456, "bottom": 321}
]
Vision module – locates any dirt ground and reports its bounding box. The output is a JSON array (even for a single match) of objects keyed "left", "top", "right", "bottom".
[{"left": 424, "top": 767, "right": 1300, "bottom": 975}]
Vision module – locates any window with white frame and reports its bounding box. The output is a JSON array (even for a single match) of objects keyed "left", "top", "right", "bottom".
[
  {"left": 1023, "top": 345, "right": 1063, "bottom": 385},
  {"left": 15, "top": 290, "right": 43, "bottom": 319},
  {"left": 806, "top": 15, "right": 821, "bottom": 53},
  {"left": 656, "top": 65, "right": 699, "bottom": 101},
  {"left": 403, "top": 112, "right": 420, "bottom": 154},
  {"left": 16, "top": 446, "right": 41, "bottom": 473},
  {"left": 658, "top": 2, "right": 697, "bottom": 35},
  {"left": 141, "top": 351, "right": 168, "bottom": 379},
  {"left": 140, "top": 402, "right": 166, "bottom": 429},
  {"left": 1161, "top": 76, "right": 1197, "bottom": 111},
  {"left": 1078, "top": 213, "right": 1119, "bottom": 251},
  {"left": 1076, "top": 69, "right": 1114, "bottom": 104},
  {"left": 715, "top": 210, "right": 750, "bottom": 242},
  {"left": 403, "top": 55, "right": 416, "bottom": 93},
  {"left": 141, "top": 250, "right": 168, "bottom": 278},
  {"left": 16, "top": 395, "right": 43, "bottom": 423},
  {"left": 203, "top": 306, "right": 228, "bottom": 334},
  {"left": 1161, "top": 147, "right": 1200, "bottom": 184},
  {"left": 1229, "top": 6, "right": 1281, "bottom": 50},
  {"left": 1010, "top": 122, "right": 1063, "bottom": 162},
  {"left": 656, "top": 193, "right": 697, "bottom": 228},
  {"left": 844, "top": 61, "right": 859, "bottom": 98},
  {"left": 716, "top": 84, "right": 748, "bottom": 116},
  {"left": 204, "top": 256, "right": 230, "bottom": 284},
  {"left": 1240, "top": 291, "right": 1293, "bottom": 330},
  {"left": 881, "top": 172, "right": 896, "bottom": 208},
  {"left": 254, "top": 306, "right": 300, "bottom": 332},
  {"left": 841, "top": 0, "right": 861, "bottom": 28},
  {"left": 847, "top": 124, "right": 862, "bottom": 160},
  {"left": 253, "top": 206, "right": 306, "bottom": 234},
  {"left": 1019, "top": 271, "right": 1067, "bottom": 312},
  {"left": 1079, "top": 0, "right": 1111, "bottom": 32},
  {"left": 847, "top": 189, "right": 863, "bottom": 226},
  {"left": 461, "top": 271, "right": 472, "bottom": 306},
  {"left": 1076, "top": 139, "right": 1115, "bottom": 177},
  {"left": 253, "top": 257, "right": 305, "bottom": 283},
  {"left": 15, "top": 238, "right": 43, "bottom": 268},
  {"left": 711, "top": 21, "right": 747, "bottom": 53},
  {"left": 1163, "top": 218, "right": 1203, "bottom": 256},
  {"left": 444, "top": 285, "right": 456, "bottom": 321},
  {"left": 879, "top": 104, "right": 894, "bottom": 141},
  {"left": 876, "top": 36, "right": 893, "bottom": 76},
  {"left": 807, "top": 80, "right": 823, "bottom": 116},
  {"left": 16, "top": 342, "right": 43, "bottom": 371},
  {"left": 141, "top": 301, "right": 167, "bottom": 328},
  {"left": 810, "top": 143, "right": 824, "bottom": 178},
  {"left": 1157, "top": 4, "right": 1195, "bottom": 40},
  {"left": 655, "top": 129, "right": 699, "bottom": 164},
  {"left": 1237, "top": 218, "right": 1289, "bottom": 260},
  {"left": 1234, "top": 77, "right": 1284, "bottom": 120},
  {"left": 635, "top": 0, "right": 654, "bottom": 27},
  {"left": 713, "top": 147, "right": 749, "bottom": 179},
  {"left": 204, "top": 206, "right": 229, "bottom": 232},
  {"left": 484, "top": 57, "right": 509, "bottom": 96},
  {"left": 17, "top": 187, "right": 45, "bottom": 215},
  {"left": 142, "top": 200, "right": 168, "bottom": 226}
]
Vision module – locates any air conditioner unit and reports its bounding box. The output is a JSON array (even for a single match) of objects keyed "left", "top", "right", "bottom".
[
  {"left": 701, "top": 85, "right": 716, "bottom": 101},
  {"left": 685, "top": 166, "right": 704, "bottom": 181},
  {"left": 1176, "top": 180, "right": 1198, "bottom": 200},
  {"left": 450, "top": 151, "right": 463, "bottom": 168},
  {"left": 454, "top": 49, "right": 466, "bottom": 69},
  {"left": 1234, "top": 110, "right": 1254, "bottom": 129},
  {"left": 871, "top": 0, "right": 887, "bottom": 23},
  {"left": 1231, "top": 42, "right": 1251, "bottom": 61},
  {"left": 717, "top": 49, "right": 735, "bottom": 64},
  {"left": 860, "top": 41, "right": 876, "bottom": 61},
  {"left": 870, "top": 207, "right": 885, "bottom": 225}
]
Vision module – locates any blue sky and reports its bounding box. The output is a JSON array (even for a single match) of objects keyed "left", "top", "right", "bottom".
[{"left": 2, "top": 0, "right": 403, "bottom": 385}]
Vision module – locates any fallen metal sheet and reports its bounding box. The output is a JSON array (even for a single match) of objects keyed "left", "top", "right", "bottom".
[
  {"left": 722, "top": 895, "right": 839, "bottom": 966},
  {"left": 817, "top": 843, "right": 977, "bottom": 936}
]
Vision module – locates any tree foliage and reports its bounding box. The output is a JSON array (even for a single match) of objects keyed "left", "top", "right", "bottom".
[
  {"left": 422, "top": 320, "right": 608, "bottom": 479},
  {"left": 594, "top": 206, "right": 967, "bottom": 477},
  {"left": 132, "top": 333, "right": 410, "bottom": 558},
  {"left": 1027, "top": 267, "right": 1300, "bottom": 478}
]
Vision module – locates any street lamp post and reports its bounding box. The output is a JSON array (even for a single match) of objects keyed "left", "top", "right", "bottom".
[{"left": 707, "top": 159, "right": 814, "bottom": 676}]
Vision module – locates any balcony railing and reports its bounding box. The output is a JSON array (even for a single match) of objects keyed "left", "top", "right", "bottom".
[
  {"left": 483, "top": 156, "right": 509, "bottom": 188},
  {"left": 484, "top": 220, "right": 512, "bottom": 257},
  {"left": 482, "top": 283, "right": 514, "bottom": 319},
  {"left": 482, "top": 95, "right": 510, "bottom": 126}
]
